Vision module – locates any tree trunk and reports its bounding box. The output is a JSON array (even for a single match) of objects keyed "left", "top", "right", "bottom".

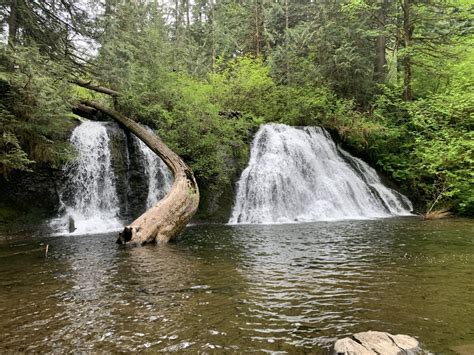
[
  {"left": 402, "top": 0, "right": 413, "bottom": 101},
  {"left": 80, "top": 100, "right": 200, "bottom": 245},
  {"left": 285, "top": 0, "right": 289, "bottom": 84},
  {"left": 185, "top": 0, "right": 190, "bottom": 28},
  {"left": 8, "top": 0, "right": 20, "bottom": 46},
  {"left": 175, "top": 0, "right": 180, "bottom": 36},
  {"left": 255, "top": 0, "right": 260, "bottom": 56},
  {"left": 210, "top": 0, "right": 216, "bottom": 69},
  {"left": 263, "top": 0, "right": 272, "bottom": 54},
  {"left": 374, "top": 0, "right": 388, "bottom": 83}
]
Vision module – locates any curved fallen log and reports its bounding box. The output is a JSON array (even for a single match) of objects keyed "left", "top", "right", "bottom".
[{"left": 80, "top": 100, "right": 199, "bottom": 245}]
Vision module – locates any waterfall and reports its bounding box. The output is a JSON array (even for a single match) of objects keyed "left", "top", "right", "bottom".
[
  {"left": 229, "top": 124, "right": 413, "bottom": 224},
  {"left": 50, "top": 121, "right": 173, "bottom": 235},
  {"left": 133, "top": 132, "right": 173, "bottom": 209},
  {"left": 52, "top": 121, "right": 122, "bottom": 235}
]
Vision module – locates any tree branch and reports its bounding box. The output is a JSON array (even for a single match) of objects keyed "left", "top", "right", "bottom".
[{"left": 73, "top": 79, "right": 120, "bottom": 97}]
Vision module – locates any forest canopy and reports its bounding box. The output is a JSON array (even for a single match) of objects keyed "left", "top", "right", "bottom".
[{"left": 0, "top": 0, "right": 473, "bottom": 215}]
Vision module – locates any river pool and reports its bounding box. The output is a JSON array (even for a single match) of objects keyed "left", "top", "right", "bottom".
[{"left": 0, "top": 217, "right": 472, "bottom": 353}]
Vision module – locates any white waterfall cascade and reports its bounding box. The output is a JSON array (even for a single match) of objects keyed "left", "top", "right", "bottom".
[
  {"left": 51, "top": 121, "right": 122, "bottom": 235},
  {"left": 229, "top": 124, "right": 413, "bottom": 224},
  {"left": 133, "top": 130, "right": 173, "bottom": 209}
]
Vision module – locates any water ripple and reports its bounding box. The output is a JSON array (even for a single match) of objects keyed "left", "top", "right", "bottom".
[{"left": 0, "top": 218, "right": 472, "bottom": 353}]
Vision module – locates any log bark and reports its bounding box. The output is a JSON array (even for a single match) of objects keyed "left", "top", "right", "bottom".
[
  {"left": 73, "top": 79, "right": 119, "bottom": 97},
  {"left": 80, "top": 100, "right": 199, "bottom": 245},
  {"left": 72, "top": 103, "right": 98, "bottom": 119}
]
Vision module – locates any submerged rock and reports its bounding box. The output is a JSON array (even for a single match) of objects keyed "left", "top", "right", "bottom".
[
  {"left": 68, "top": 215, "right": 76, "bottom": 233},
  {"left": 334, "top": 331, "right": 423, "bottom": 355}
]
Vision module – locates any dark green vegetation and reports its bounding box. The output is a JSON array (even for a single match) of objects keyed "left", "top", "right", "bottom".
[{"left": 0, "top": 0, "right": 473, "bottom": 216}]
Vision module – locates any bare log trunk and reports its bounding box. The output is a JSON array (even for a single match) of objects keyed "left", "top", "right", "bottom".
[{"left": 80, "top": 100, "right": 199, "bottom": 245}]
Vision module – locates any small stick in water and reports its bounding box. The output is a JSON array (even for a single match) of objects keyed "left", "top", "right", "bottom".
[{"left": 45, "top": 244, "right": 49, "bottom": 258}]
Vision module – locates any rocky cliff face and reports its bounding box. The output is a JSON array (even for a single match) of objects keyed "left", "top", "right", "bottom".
[
  {"left": 93, "top": 123, "right": 158, "bottom": 223},
  {"left": 0, "top": 167, "right": 62, "bottom": 230},
  {"left": 105, "top": 123, "right": 154, "bottom": 221}
]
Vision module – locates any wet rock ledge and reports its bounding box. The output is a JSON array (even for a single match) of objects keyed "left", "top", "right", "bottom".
[{"left": 334, "top": 331, "right": 424, "bottom": 354}]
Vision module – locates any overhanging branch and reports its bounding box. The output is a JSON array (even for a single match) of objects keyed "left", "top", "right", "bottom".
[{"left": 73, "top": 79, "right": 119, "bottom": 97}]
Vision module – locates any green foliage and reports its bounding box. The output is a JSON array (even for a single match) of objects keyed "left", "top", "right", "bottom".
[
  {"left": 0, "top": 45, "right": 76, "bottom": 176},
  {"left": 210, "top": 57, "right": 276, "bottom": 121},
  {"left": 1, "top": 0, "right": 472, "bottom": 217},
  {"left": 98, "top": 18, "right": 259, "bottom": 192},
  {"left": 122, "top": 68, "right": 258, "bottom": 193},
  {"left": 370, "top": 85, "right": 473, "bottom": 214},
  {"left": 269, "top": 0, "right": 378, "bottom": 105},
  {"left": 155, "top": 74, "right": 254, "bottom": 190},
  {"left": 0, "top": 131, "right": 33, "bottom": 177}
]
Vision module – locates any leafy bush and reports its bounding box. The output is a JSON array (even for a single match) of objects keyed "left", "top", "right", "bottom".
[{"left": 370, "top": 86, "right": 473, "bottom": 215}]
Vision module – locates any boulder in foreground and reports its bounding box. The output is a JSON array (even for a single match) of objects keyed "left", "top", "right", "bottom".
[{"left": 334, "top": 331, "right": 424, "bottom": 355}]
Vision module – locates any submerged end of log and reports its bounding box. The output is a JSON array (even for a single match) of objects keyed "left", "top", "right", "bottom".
[
  {"left": 117, "top": 177, "right": 200, "bottom": 245},
  {"left": 117, "top": 226, "right": 133, "bottom": 244}
]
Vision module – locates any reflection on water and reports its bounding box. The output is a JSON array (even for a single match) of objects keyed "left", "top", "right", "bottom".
[{"left": 0, "top": 218, "right": 472, "bottom": 353}]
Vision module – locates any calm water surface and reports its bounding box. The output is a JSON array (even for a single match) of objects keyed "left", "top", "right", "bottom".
[{"left": 0, "top": 218, "right": 472, "bottom": 353}]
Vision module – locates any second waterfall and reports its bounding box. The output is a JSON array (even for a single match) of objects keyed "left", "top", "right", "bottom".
[{"left": 230, "top": 124, "right": 413, "bottom": 224}]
